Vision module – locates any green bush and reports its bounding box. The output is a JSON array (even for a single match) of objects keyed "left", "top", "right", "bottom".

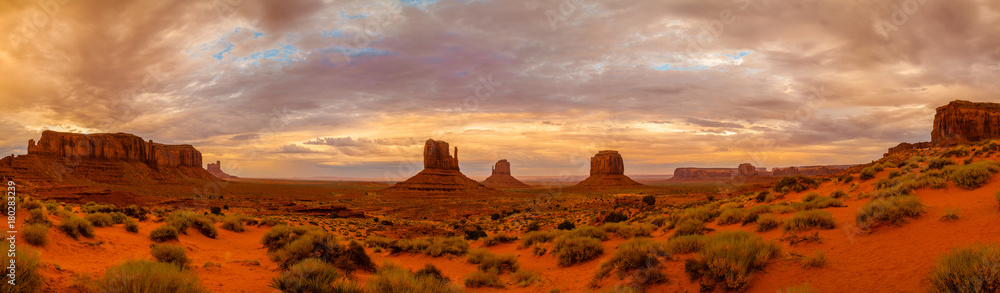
[
  {"left": 262, "top": 225, "right": 375, "bottom": 272},
  {"left": 466, "top": 248, "right": 491, "bottom": 264},
  {"left": 151, "top": 244, "right": 190, "bottom": 268},
  {"left": 856, "top": 195, "right": 925, "bottom": 230},
  {"left": 109, "top": 212, "right": 128, "bottom": 224},
  {"left": 553, "top": 236, "right": 604, "bottom": 266},
  {"left": 123, "top": 205, "right": 149, "bottom": 222},
  {"left": 593, "top": 238, "right": 668, "bottom": 287},
  {"left": 801, "top": 249, "right": 826, "bottom": 268},
  {"left": 716, "top": 208, "right": 749, "bottom": 225},
  {"left": 124, "top": 218, "right": 140, "bottom": 233},
  {"left": 947, "top": 160, "right": 1000, "bottom": 189},
  {"left": 93, "top": 260, "right": 205, "bottom": 293},
  {"left": 511, "top": 270, "right": 542, "bottom": 287},
  {"left": 365, "top": 235, "right": 394, "bottom": 249},
  {"left": 85, "top": 213, "right": 114, "bottom": 227},
  {"left": 464, "top": 270, "right": 504, "bottom": 288},
  {"left": 59, "top": 215, "right": 95, "bottom": 239},
  {"left": 366, "top": 263, "right": 456, "bottom": 292},
  {"left": 519, "top": 230, "right": 562, "bottom": 248},
  {"left": 672, "top": 218, "right": 704, "bottom": 238},
  {"left": 190, "top": 215, "right": 218, "bottom": 239},
  {"left": 261, "top": 225, "right": 323, "bottom": 251},
  {"left": 601, "top": 222, "right": 654, "bottom": 238},
  {"left": 1, "top": 245, "right": 44, "bottom": 292},
  {"left": 560, "top": 225, "right": 607, "bottom": 241},
  {"left": 669, "top": 206, "right": 718, "bottom": 224},
  {"left": 666, "top": 235, "right": 705, "bottom": 254},
  {"left": 482, "top": 233, "right": 517, "bottom": 247},
  {"left": 269, "top": 258, "right": 362, "bottom": 293},
  {"left": 414, "top": 264, "right": 449, "bottom": 283},
  {"left": 792, "top": 196, "right": 845, "bottom": 211},
  {"left": 859, "top": 166, "right": 879, "bottom": 180},
  {"left": 929, "top": 244, "right": 1000, "bottom": 292},
  {"left": 755, "top": 214, "right": 781, "bottom": 232},
  {"left": 774, "top": 175, "right": 820, "bottom": 193},
  {"left": 928, "top": 157, "right": 957, "bottom": 170},
  {"left": 783, "top": 210, "right": 837, "bottom": 232},
  {"left": 25, "top": 207, "right": 49, "bottom": 225},
  {"left": 699, "top": 231, "right": 781, "bottom": 291},
  {"left": 23, "top": 223, "right": 49, "bottom": 246},
  {"left": 149, "top": 225, "right": 180, "bottom": 242},
  {"left": 220, "top": 215, "right": 247, "bottom": 232}
]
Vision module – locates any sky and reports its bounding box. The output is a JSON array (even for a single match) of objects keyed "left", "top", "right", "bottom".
[{"left": 2, "top": 0, "right": 999, "bottom": 180}]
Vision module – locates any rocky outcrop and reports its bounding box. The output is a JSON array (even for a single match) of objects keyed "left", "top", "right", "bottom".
[
  {"left": 207, "top": 160, "right": 238, "bottom": 179},
  {"left": 737, "top": 163, "right": 758, "bottom": 177},
  {"left": 0, "top": 131, "right": 217, "bottom": 185},
  {"left": 27, "top": 130, "right": 202, "bottom": 169},
  {"left": 771, "top": 165, "right": 852, "bottom": 177},
  {"left": 885, "top": 142, "right": 933, "bottom": 156},
  {"left": 932, "top": 100, "right": 1000, "bottom": 146},
  {"left": 385, "top": 139, "right": 498, "bottom": 194},
  {"left": 482, "top": 159, "right": 531, "bottom": 188},
  {"left": 576, "top": 150, "right": 643, "bottom": 187},
  {"left": 670, "top": 168, "right": 737, "bottom": 181}
]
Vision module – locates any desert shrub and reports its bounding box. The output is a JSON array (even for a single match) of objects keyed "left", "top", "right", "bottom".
[
  {"left": 149, "top": 225, "right": 180, "bottom": 242},
  {"left": 941, "top": 146, "right": 970, "bottom": 158},
  {"left": 699, "top": 230, "right": 781, "bottom": 291},
  {"left": 166, "top": 212, "right": 194, "bottom": 233},
  {"left": 601, "top": 222, "right": 655, "bottom": 238},
  {"left": 463, "top": 228, "right": 487, "bottom": 240},
  {"left": 859, "top": 166, "right": 879, "bottom": 180},
  {"left": 189, "top": 215, "right": 218, "bottom": 239},
  {"left": 123, "top": 205, "right": 149, "bottom": 221},
  {"left": 801, "top": 192, "right": 820, "bottom": 202},
  {"left": 85, "top": 213, "right": 114, "bottom": 227},
  {"left": 856, "top": 195, "right": 925, "bottom": 230},
  {"left": 482, "top": 233, "right": 517, "bottom": 247},
  {"left": 553, "top": 236, "right": 604, "bottom": 266},
  {"left": 666, "top": 235, "right": 705, "bottom": 254},
  {"left": 209, "top": 206, "right": 223, "bottom": 215},
  {"left": 387, "top": 237, "right": 468, "bottom": 257},
  {"left": 124, "top": 218, "right": 139, "bottom": 233},
  {"left": 466, "top": 248, "right": 491, "bottom": 264},
  {"left": 672, "top": 218, "right": 704, "bottom": 238},
  {"left": 947, "top": 160, "right": 1000, "bottom": 190},
  {"left": 593, "top": 238, "right": 668, "bottom": 287},
  {"left": 93, "top": 260, "right": 205, "bottom": 293},
  {"left": 23, "top": 223, "right": 49, "bottom": 246},
  {"left": 1, "top": 245, "right": 44, "bottom": 292},
  {"left": 755, "top": 214, "right": 782, "bottom": 232},
  {"left": 258, "top": 217, "right": 286, "bottom": 227},
  {"left": 929, "top": 244, "right": 1000, "bottom": 293},
  {"left": 151, "top": 244, "right": 190, "bottom": 268},
  {"left": 220, "top": 215, "right": 247, "bottom": 232},
  {"left": 928, "top": 157, "right": 957, "bottom": 170},
  {"left": 81, "top": 202, "right": 117, "bottom": 214},
  {"left": 783, "top": 210, "right": 836, "bottom": 232},
  {"left": 367, "top": 263, "right": 456, "bottom": 292},
  {"left": 59, "top": 215, "right": 95, "bottom": 239},
  {"left": 109, "top": 212, "right": 128, "bottom": 224},
  {"left": 564, "top": 225, "right": 608, "bottom": 241},
  {"left": 511, "top": 270, "right": 542, "bottom": 287},
  {"left": 716, "top": 208, "right": 749, "bottom": 225},
  {"left": 524, "top": 222, "right": 542, "bottom": 232},
  {"left": 25, "top": 207, "right": 49, "bottom": 225},
  {"left": 520, "top": 230, "right": 561, "bottom": 248},
  {"left": 464, "top": 270, "right": 504, "bottom": 288},
  {"left": 771, "top": 204, "right": 796, "bottom": 214},
  {"left": 747, "top": 205, "right": 773, "bottom": 216},
  {"left": 754, "top": 191, "right": 770, "bottom": 203},
  {"left": 603, "top": 211, "right": 628, "bottom": 223},
  {"left": 647, "top": 215, "right": 669, "bottom": 228},
  {"left": 669, "top": 206, "right": 718, "bottom": 223},
  {"left": 365, "top": 235, "right": 394, "bottom": 249},
  {"left": 888, "top": 169, "right": 902, "bottom": 179},
  {"left": 792, "top": 196, "right": 845, "bottom": 211},
  {"left": 269, "top": 258, "right": 362, "bottom": 293},
  {"left": 801, "top": 249, "right": 826, "bottom": 268},
  {"left": 774, "top": 175, "right": 820, "bottom": 193},
  {"left": 414, "top": 264, "right": 449, "bottom": 283},
  {"left": 941, "top": 209, "right": 960, "bottom": 221},
  {"left": 838, "top": 173, "right": 855, "bottom": 184},
  {"left": 830, "top": 190, "right": 847, "bottom": 199},
  {"left": 261, "top": 225, "right": 322, "bottom": 251},
  {"left": 475, "top": 253, "right": 519, "bottom": 274},
  {"left": 266, "top": 226, "right": 376, "bottom": 272},
  {"left": 642, "top": 195, "right": 656, "bottom": 206},
  {"left": 556, "top": 220, "right": 576, "bottom": 230}
]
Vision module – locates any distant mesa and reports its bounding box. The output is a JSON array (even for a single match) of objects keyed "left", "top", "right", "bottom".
[
  {"left": 384, "top": 139, "right": 497, "bottom": 194},
  {"left": 770, "top": 165, "right": 851, "bottom": 177},
  {"left": 671, "top": 162, "right": 849, "bottom": 182},
  {"left": 0, "top": 130, "right": 216, "bottom": 184},
  {"left": 482, "top": 159, "right": 531, "bottom": 188},
  {"left": 737, "top": 163, "right": 758, "bottom": 177},
  {"left": 207, "top": 160, "right": 238, "bottom": 179},
  {"left": 575, "top": 150, "right": 643, "bottom": 187},
  {"left": 670, "top": 167, "right": 737, "bottom": 182}
]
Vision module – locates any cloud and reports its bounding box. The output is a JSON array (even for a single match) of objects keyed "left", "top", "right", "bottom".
[{"left": 276, "top": 144, "right": 318, "bottom": 153}]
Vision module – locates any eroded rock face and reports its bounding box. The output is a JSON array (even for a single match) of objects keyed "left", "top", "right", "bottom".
[
  {"left": 27, "top": 130, "right": 202, "bottom": 168},
  {"left": 207, "top": 160, "right": 238, "bottom": 179},
  {"left": 590, "top": 150, "right": 625, "bottom": 175},
  {"left": 932, "top": 100, "right": 1000, "bottom": 146},
  {"left": 737, "top": 163, "right": 758, "bottom": 177},
  {"left": 386, "top": 139, "right": 497, "bottom": 194},
  {"left": 483, "top": 159, "right": 530, "bottom": 188},
  {"left": 576, "top": 150, "right": 642, "bottom": 187},
  {"left": 671, "top": 168, "right": 736, "bottom": 181},
  {"left": 424, "top": 139, "right": 460, "bottom": 171}
]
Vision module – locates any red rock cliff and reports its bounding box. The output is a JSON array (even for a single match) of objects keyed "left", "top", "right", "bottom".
[
  {"left": 423, "top": 139, "right": 460, "bottom": 171},
  {"left": 932, "top": 100, "right": 1000, "bottom": 146},
  {"left": 590, "top": 150, "right": 625, "bottom": 175},
  {"left": 737, "top": 163, "right": 758, "bottom": 177},
  {"left": 492, "top": 159, "right": 511, "bottom": 175},
  {"left": 27, "top": 130, "right": 202, "bottom": 169}
]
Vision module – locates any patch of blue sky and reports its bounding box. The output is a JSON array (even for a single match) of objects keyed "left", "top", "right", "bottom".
[
  {"left": 323, "top": 29, "right": 344, "bottom": 38},
  {"left": 340, "top": 11, "right": 368, "bottom": 19},
  {"left": 723, "top": 50, "right": 753, "bottom": 60},
  {"left": 652, "top": 63, "right": 709, "bottom": 71}
]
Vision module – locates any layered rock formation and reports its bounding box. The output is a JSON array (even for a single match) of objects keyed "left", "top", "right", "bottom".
[
  {"left": 670, "top": 168, "right": 737, "bottom": 181},
  {"left": 0, "top": 131, "right": 216, "bottom": 185},
  {"left": 207, "top": 160, "right": 238, "bottom": 179},
  {"left": 576, "top": 150, "right": 643, "bottom": 187},
  {"left": 385, "top": 139, "right": 497, "bottom": 194},
  {"left": 737, "top": 163, "right": 758, "bottom": 177},
  {"left": 932, "top": 100, "right": 1000, "bottom": 146},
  {"left": 885, "top": 142, "right": 933, "bottom": 156},
  {"left": 482, "top": 159, "right": 531, "bottom": 188},
  {"left": 771, "top": 165, "right": 851, "bottom": 177}
]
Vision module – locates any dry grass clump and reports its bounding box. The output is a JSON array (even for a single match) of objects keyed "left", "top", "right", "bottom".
[
  {"left": 59, "top": 215, "right": 95, "bottom": 239},
  {"left": 592, "top": 238, "right": 668, "bottom": 289},
  {"left": 782, "top": 210, "right": 837, "bottom": 232},
  {"left": 855, "top": 195, "right": 925, "bottom": 230},
  {"left": 689, "top": 230, "right": 781, "bottom": 291},
  {"left": 665, "top": 235, "right": 705, "bottom": 254},
  {"left": 601, "top": 222, "right": 655, "bottom": 238},
  {"left": 553, "top": 236, "right": 604, "bottom": 266},
  {"left": 929, "top": 244, "right": 1000, "bottom": 293},
  {"left": 92, "top": 260, "right": 206, "bottom": 293},
  {"left": 482, "top": 233, "right": 517, "bottom": 247},
  {"left": 270, "top": 258, "right": 362, "bottom": 293}
]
